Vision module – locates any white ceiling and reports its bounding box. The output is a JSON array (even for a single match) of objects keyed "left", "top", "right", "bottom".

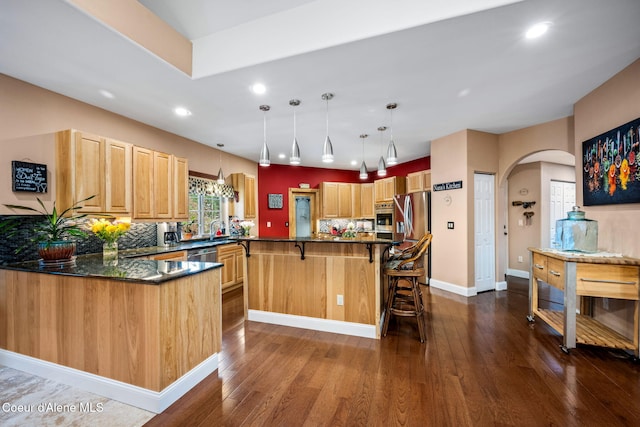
[{"left": 1, "top": 0, "right": 639, "bottom": 171}]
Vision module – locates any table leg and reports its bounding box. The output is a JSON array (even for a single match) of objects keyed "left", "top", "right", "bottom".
[{"left": 562, "top": 261, "right": 577, "bottom": 353}]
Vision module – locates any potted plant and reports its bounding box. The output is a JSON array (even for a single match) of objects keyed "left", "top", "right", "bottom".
[
  {"left": 1, "top": 195, "right": 95, "bottom": 264},
  {"left": 180, "top": 220, "right": 198, "bottom": 240}
]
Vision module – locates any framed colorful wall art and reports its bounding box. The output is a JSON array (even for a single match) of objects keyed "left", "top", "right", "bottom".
[{"left": 582, "top": 117, "right": 640, "bottom": 206}]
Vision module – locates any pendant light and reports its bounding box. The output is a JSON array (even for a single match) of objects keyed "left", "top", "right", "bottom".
[
  {"left": 377, "top": 126, "right": 387, "bottom": 177},
  {"left": 321, "top": 93, "right": 334, "bottom": 163},
  {"left": 386, "top": 103, "right": 398, "bottom": 165},
  {"left": 289, "top": 99, "right": 301, "bottom": 165},
  {"left": 259, "top": 105, "right": 270, "bottom": 167},
  {"left": 216, "top": 143, "right": 225, "bottom": 184},
  {"left": 359, "top": 134, "right": 368, "bottom": 180}
]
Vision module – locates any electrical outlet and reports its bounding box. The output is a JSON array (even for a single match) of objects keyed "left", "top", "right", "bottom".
[
  {"left": 337, "top": 295, "right": 344, "bottom": 306},
  {"left": 518, "top": 219, "right": 524, "bottom": 226},
  {"left": 447, "top": 222, "right": 454, "bottom": 229},
  {"left": 266, "top": 221, "right": 271, "bottom": 227},
  {"left": 518, "top": 255, "right": 523, "bottom": 263}
]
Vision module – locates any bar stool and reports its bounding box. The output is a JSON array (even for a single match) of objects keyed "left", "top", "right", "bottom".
[{"left": 382, "top": 233, "right": 432, "bottom": 342}]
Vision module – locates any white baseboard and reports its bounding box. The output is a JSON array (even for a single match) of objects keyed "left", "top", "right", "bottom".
[
  {"left": 248, "top": 310, "right": 377, "bottom": 339},
  {"left": 0, "top": 349, "right": 219, "bottom": 414},
  {"left": 496, "top": 280, "right": 507, "bottom": 291},
  {"left": 507, "top": 268, "right": 530, "bottom": 279},
  {"left": 429, "top": 279, "right": 477, "bottom": 297}
]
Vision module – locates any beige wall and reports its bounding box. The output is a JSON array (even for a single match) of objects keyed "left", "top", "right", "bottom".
[
  {"left": 430, "top": 130, "right": 469, "bottom": 290},
  {"left": 0, "top": 74, "right": 257, "bottom": 214},
  {"left": 574, "top": 58, "right": 640, "bottom": 258},
  {"left": 507, "top": 163, "right": 541, "bottom": 271},
  {"left": 430, "top": 129, "right": 499, "bottom": 292},
  {"left": 498, "top": 116, "right": 574, "bottom": 185}
]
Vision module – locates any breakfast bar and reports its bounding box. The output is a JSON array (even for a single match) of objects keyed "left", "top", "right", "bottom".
[
  {"left": 0, "top": 255, "right": 223, "bottom": 413},
  {"left": 236, "top": 236, "right": 395, "bottom": 339}
]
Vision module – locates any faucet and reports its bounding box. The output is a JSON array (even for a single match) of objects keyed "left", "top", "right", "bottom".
[{"left": 210, "top": 220, "right": 221, "bottom": 239}]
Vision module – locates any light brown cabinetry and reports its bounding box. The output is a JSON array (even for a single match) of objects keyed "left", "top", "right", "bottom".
[
  {"left": 173, "top": 156, "right": 189, "bottom": 219},
  {"left": 228, "top": 173, "right": 256, "bottom": 219},
  {"left": 144, "top": 250, "right": 188, "bottom": 261},
  {"left": 57, "top": 129, "right": 187, "bottom": 220},
  {"left": 133, "top": 147, "right": 188, "bottom": 221},
  {"left": 406, "top": 170, "right": 431, "bottom": 193},
  {"left": 360, "top": 183, "right": 375, "bottom": 218},
  {"left": 105, "top": 139, "right": 133, "bottom": 213},
  {"left": 55, "top": 130, "right": 132, "bottom": 215},
  {"left": 320, "top": 182, "right": 356, "bottom": 218},
  {"left": 218, "top": 244, "right": 244, "bottom": 293},
  {"left": 374, "top": 176, "right": 406, "bottom": 202},
  {"left": 320, "top": 182, "right": 339, "bottom": 218},
  {"left": 338, "top": 183, "right": 353, "bottom": 218},
  {"left": 153, "top": 151, "right": 172, "bottom": 219},
  {"left": 320, "top": 182, "right": 375, "bottom": 219},
  {"left": 528, "top": 248, "right": 640, "bottom": 356}
]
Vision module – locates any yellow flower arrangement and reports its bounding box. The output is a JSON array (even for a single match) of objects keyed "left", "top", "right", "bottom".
[{"left": 89, "top": 218, "right": 131, "bottom": 243}]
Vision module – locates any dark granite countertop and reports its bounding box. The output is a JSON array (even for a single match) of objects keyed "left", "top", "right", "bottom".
[
  {"left": 0, "top": 253, "right": 222, "bottom": 284},
  {"left": 233, "top": 236, "right": 399, "bottom": 245},
  {"left": 122, "top": 236, "right": 235, "bottom": 258}
]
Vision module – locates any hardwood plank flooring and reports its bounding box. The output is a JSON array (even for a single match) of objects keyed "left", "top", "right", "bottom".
[{"left": 145, "top": 278, "right": 640, "bottom": 426}]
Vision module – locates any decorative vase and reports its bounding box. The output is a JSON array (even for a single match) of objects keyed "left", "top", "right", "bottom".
[{"left": 103, "top": 241, "right": 118, "bottom": 262}]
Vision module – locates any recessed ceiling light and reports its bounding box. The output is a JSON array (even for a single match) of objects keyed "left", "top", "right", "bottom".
[
  {"left": 251, "top": 83, "right": 266, "bottom": 95},
  {"left": 173, "top": 107, "right": 192, "bottom": 117},
  {"left": 99, "top": 89, "right": 114, "bottom": 99},
  {"left": 458, "top": 88, "right": 471, "bottom": 98},
  {"left": 350, "top": 160, "right": 358, "bottom": 166},
  {"left": 278, "top": 153, "right": 286, "bottom": 159},
  {"left": 525, "top": 21, "right": 552, "bottom": 39}
]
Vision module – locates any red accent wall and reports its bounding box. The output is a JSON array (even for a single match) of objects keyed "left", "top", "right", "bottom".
[{"left": 257, "top": 156, "right": 430, "bottom": 237}]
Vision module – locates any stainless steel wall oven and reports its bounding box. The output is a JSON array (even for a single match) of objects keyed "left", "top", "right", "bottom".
[{"left": 374, "top": 202, "right": 394, "bottom": 240}]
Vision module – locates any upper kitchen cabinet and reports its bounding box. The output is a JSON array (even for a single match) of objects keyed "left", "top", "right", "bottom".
[
  {"left": 337, "top": 183, "right": 353, "bottom": 218},
  {"left": 173, "top": 156, "right": 189, "bottom": 219},
  {"left": 228, "top": 173, "right": 256, "bottom": 219},
  {"left": 374, "top": 176, "right": 406, "bottom": 202},
  {"left": 133, "top": 147, "right": 188, "bottom": 220},
  {"left": 406, "top": 170, "right": 431, "bottom": 193},
  {"left": 359, "top": 183, "right": 375, "bottom": 218},
  {"left": 55, "top": 130, "right": 131, "bottom": 215},
  {"left": 321, "top": 182, "right": 354, "bottom": 218}
]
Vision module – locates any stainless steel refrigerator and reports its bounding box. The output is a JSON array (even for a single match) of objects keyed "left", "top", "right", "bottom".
[{"left": 393, "top": 191, "right": 431, "bottom": 283}]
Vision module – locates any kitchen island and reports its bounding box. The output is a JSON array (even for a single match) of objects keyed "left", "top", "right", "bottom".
[
  {"left": 0, "top": 254, "right": 223, "bottom": 413},
  {"left": 235, "top": 236, "right": 396, "bottom": 339}
]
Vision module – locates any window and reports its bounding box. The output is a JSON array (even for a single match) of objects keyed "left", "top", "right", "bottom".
[{"left": 188, "top": 193, "right": 222, "bottom": 236}]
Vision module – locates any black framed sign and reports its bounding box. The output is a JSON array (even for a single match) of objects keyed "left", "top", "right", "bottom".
[
  {"left": 582, "top": 117, "right": 640, "bottom": 206},
  {"left": 11, "top": 161, "right": 48, "bottom": 193},
  {"left": 268, "top": 193, "right": 283, "bottom": 209}
]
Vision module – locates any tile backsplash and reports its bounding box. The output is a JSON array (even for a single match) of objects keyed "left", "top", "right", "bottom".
[{"left": 0, "top": 216, "right": 157, "bottom": 265}]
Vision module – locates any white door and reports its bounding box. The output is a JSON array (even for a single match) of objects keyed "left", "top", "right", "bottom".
[
  {"left": 474, "top": 173, "right": 496, "bottom": 293},
  {"left": 549, "top": 180, "right": 576, "bottom": 248}
]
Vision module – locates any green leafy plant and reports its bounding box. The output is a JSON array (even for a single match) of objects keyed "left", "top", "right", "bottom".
[{"left": 1, "top": 195, "right": 95, "bottom": 253}]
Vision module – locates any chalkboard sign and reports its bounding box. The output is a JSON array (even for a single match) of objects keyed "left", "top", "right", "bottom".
[{"left": 12, "top": 161, "right": 48, "bottom": 193}]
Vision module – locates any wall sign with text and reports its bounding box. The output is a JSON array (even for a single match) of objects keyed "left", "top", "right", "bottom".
[
  {"left": 11, "top": 161, "right": 48, "bottom": 193},
  {"left": 432, "top": 180, "right": 463, "bottom": 191}
]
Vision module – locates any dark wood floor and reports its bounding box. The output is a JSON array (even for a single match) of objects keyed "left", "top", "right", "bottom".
[{"left": 145, "top": 278, "right": 640, "bottom": 426}]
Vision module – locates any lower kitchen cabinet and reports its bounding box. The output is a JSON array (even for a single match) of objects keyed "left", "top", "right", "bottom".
[{"left": 218, "top": 244, "right": 244, "bottom": 293}]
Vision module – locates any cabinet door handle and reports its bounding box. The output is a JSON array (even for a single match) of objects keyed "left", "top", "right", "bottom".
[
  {"left": 579, "top": 278, "right": 637, "bottom": 285},
  {"left": 549, "top": 270, "right": 561, "bottom": 277},
  {"left": 534, "top": 264, "right": 545, "bottom": 270}
]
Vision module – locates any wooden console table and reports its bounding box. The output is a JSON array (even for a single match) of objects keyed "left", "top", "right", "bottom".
[{"left": 527, "top": 247, "right": 640, "bottom": 357}]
